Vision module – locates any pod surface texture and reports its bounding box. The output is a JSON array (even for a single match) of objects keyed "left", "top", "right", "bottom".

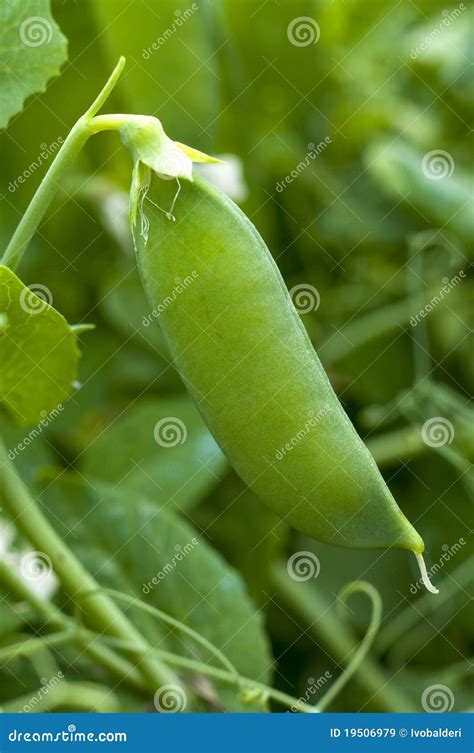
[{"left": 136, "top": 176, "right": 423, "bottom": 553}]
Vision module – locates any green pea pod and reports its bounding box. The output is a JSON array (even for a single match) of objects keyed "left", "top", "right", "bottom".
[{"left": 129, "top": 128, "right": 436, "bottom": 593}]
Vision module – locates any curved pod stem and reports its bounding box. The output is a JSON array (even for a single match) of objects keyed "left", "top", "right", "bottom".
[
  {"left": 1, "top": 57, "right": 126, "bottom": 271},
  {"left": 0, "top": 438, "right": 177, "bottom": 691}
]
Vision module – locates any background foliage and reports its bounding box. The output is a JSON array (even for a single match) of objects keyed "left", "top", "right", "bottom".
[{"left": 0, "top": 0, "right": 472, "bottom": 713}]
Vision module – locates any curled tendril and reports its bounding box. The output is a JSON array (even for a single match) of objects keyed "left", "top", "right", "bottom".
[{"left": 316, "top": 580, "right": 383, "bottom": 712}]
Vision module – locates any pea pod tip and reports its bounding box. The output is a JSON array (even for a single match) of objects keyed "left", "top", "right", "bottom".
[{"left": 414, "top": 552, "right": 439, "bottom": 595}]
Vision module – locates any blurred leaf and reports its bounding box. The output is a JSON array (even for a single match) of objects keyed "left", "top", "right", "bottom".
[
  {"left": 366, "top": 140, "right": 474, "bottom": 249},
  {"left": 0, "top": 265, "right": 81, "bottom": 426},
  {"left": 91, "top": 0, "right": 219, "bottom": 148},
  {"left": 99, "top": 265, "right": 169, "bottom": 356},
  {"left": 80, "top": 396, "right": 228, "bottom": 512},
  {"left": 41, "top": 473, "right": 272, "bottom": 711},
  {"left": 0, "top": 0, "right": 67, "bottom": 128},
  {"left": 195, "top": 471, "right": 288, "bottom": 603}
]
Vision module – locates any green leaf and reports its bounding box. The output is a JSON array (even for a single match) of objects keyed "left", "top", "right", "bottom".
[
  {"left": 0, "top": 0, "right": 68, "bottom": 129},
  {"left": 0, "top": 265, "right": 80, "bottom": 426},
  {"left": 99, "top": 265, "right": 170, "bottom": 357},
  {"left": 195, "top": 471, "right": 289, "bottom": 604},
  {"left": 41, "top": 473, "right": 273, "bottom": 711},
  {"left": 81, "top": 396, "right": 228, "bottom": 512}
]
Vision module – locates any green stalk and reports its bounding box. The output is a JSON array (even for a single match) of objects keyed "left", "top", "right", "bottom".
[
  {"left": 1, "top": 57, "right": 126, "bottom": 271},
  {"left": 0, "top": 440, "right": 177, "bottom": 691},
  {"left": 0, "top": 558, "right": 63, "bottom": 628},
  {"left": 2, "top": 681, "right": 120, "bottom": 713},
  {"left": 320, "top": 288, "right": 441, "bottom": 366},
  {"left": 0, "top": 559, "right": 146, "bottom": 691},
  {"left": 0, "top": 632, "right": 72, "bottom": 663},
  {"left": 85, "top": 634, "right": 318, "bottom": 713}
]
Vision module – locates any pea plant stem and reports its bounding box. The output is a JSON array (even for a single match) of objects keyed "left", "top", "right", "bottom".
[
  {"left": 1, "top": 57, "right": 126, "bottom": 272},
  {"left": 0, "top": 557, "right": 63, "bottom": 627},
  {"left": 0, "top": 439, "right": 177, "bottom": 691},
  {"left": 84, "top": 634, "right": 318, "bottom": 713},
  {"left": 2, "top": 681, "right": 120, "bottom": 713},
  {"left": 0, "top": 560, "right": 146, "bottom": 691},
  {"left": 319, "top": 287, "right": 442, "bottom": 366},
  {"left": 0, "top": 631, "right": 72, "bottom": 663}
]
